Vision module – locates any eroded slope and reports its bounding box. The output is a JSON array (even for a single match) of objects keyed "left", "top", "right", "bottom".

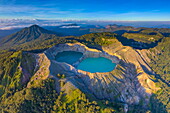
[{"left": 19, "top": 42, "right": 159, "bottom": 112}]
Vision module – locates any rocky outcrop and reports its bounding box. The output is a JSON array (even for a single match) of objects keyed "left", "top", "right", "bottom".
[
  {"left": 45, "top": 43, "right": 119, "bottom": 63},
  {"left": 21, "top": 42, "right": 159, "bottom": 112},
  {"left": 26, "top": 53, "right": 51, "bottom": 88}
]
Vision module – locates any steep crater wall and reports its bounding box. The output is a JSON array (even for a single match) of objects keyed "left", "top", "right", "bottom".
[
  {"left": 44, "top": 43, "right": 120, "bottom": 76},
  {"left": 22, "top": 42, "right": 159, "bottom": 111}
]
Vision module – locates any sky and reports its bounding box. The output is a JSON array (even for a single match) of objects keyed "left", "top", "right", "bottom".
[{"left": 0, "top": 0, "right": 170, "bottom": 21}]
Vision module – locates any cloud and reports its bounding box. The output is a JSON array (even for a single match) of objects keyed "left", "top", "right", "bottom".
[
  {"left": 0, "top": 4, "right": 170, "bottom": 21},
  {"left": 0, "top": 25, "right": 30, "bottom": 30},
  {"left": 0, "top": 5, "right": 70, "bottom": 15},
  {"left": 0, "top": 19, "right": 78, "bottom": 30}
]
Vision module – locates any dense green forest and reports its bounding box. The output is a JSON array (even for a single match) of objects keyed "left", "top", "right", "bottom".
[
  {"left": 148, "top": 37, "right": 170, "bottom": 113},
  {"left": 0, "top": 25, "right": 169, "bottom": 113}
]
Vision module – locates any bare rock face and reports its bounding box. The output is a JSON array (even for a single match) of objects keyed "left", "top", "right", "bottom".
[{"left": 20, "top": 42, "right": 159, "bottom": 110}]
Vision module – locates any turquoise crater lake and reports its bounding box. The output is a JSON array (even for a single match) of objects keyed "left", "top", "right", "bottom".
[
  {"left": 55, "top": 51, "right": 116, "bottom": 73},
  {"left": 77, "top": 57, "right": 116, "bottom": 73},
  {"left": 55, "top": 51, "right": 83, "bottom": 65}
]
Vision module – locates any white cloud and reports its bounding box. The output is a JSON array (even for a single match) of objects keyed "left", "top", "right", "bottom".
[
  {"left": 0, "top": 4, "right": 170, "bottom": 21},
  {"left": 0, "top": 5, "right": 70, "bottom": 14}
]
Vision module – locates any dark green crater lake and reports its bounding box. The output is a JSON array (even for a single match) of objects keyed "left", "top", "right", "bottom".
[{"left": 55, "top": 51, "right": 83, "bottom": 65}]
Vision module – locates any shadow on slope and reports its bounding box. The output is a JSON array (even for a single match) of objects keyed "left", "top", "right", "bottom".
[{"left": 115, "top": 34, "right": 163, "bottom": 49}]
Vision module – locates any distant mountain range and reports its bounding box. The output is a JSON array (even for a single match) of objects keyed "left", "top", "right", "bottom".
[
  {"left": 1, "top": 19, "right": 170, "bottom": 39},
  {"left": 1, "top": 24, "right": 170, "bottom": 51}
]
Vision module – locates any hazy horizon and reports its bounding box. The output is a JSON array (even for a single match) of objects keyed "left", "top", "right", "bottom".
[
  {"left": 1, "top": 19, "right": 170, "bottom": 30},
  {"left": 1, "top": 0, "right": 170, "bottom": 30}
]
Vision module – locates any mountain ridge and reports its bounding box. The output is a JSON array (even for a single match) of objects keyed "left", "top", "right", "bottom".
[{"left": 0, "top": 25, "right": 58, "bottom": 47}]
